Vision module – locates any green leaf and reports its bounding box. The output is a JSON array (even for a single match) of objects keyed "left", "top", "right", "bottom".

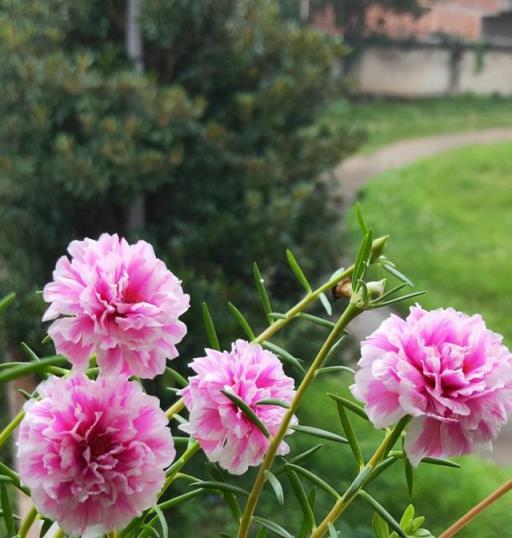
[
  {"left": 16, "top": 389, "right": 33, "bottom": 401},
  {"left": 255, "top": 399, "right": 290, "bottom": 409},
  {"left": 253, "top": 516, "right": 293, "bottom": 538},
  {"left": 355, "top": 202, "right": 369, "bottom": 234},
  {"left": 256, "top": 529, "right": 268, "bottom": 538},
  {"left": 262, "top": 341, "right": 305, "bottom": 373},
  {"left": 0, "top": 293, "right": 15, "bottom": 314},
  {"left": 228, "top": 302, "right": 256, "bottom": 341},
  {"left": 141, "top": 524, "right": 161, "bottom": 537},
  {"left": 404, "top": 458, "right": 414, "bottom": 496},
  {"left": 369, "top": 457, "right": 399, "bottom": 482},
  {"left": 319, "top": 292, "right": 332, "bottom": 316},
  {"left": 328, "top": 522, "right": 338, "bottom": 538},
  {"left": 156, "top": 488, "right": 206, "bottom": 511},
  {"left": 400, "top": 505, "right": 415, "bottom": 530},
  {"left": 359, "top": 491, "right": 407, "bottom": 538},
  {"left": 371, "top": 291, "right": 426, "bottom": 308},
  {"left": 295, "top": 313, "right": 335, "bottom": 329},
  {"left": 277, "top": 444, "right": 323, "bottom": 471},
  {"left": 351, "top": 229, "right": 373, "bottom": 290},
  {"left": 291, "top": 425, "right": 347, "bottom": 444},
  {"left": 375, "top": 283, "right": 409, "bottom": 302},
  {"left": 265, "top": 470, "right": 284, "bottom": 505},
  {"left": 190, "top": 481, "right": 249, "bottom": 497},
  {"left": 154, "top": 506, "right": 168, "bottom": 538},
  {"left": 0, "top": 356, "right": 68, "bottom": 383},
  {"left": 39, "top": 518, "right": 53, "bottom": 538},
  {"left": 315, "top": 366, "right": 355, "bottom": 377},
  {"left": 381, "top": 263, "right": 413, "bottom": 286},
  {"left": 286, "top": 250, "right": 312, "bottom": 293},
  {"left": 284, "top": 463, "right": 339, "bottom": 498},
  {"left": 165, "top": 367, "right": 187, "bottom": 388},
  {"left": 420, "top": 457, "right": 461, "bottom": 468},
  {"left": 271, "top": 311, "right": 335, "bottom": 329},
  {"left": 335, "top": 400, "right": 364, "bottom": 468},
  {"left": 327, "top": 393, "right": 369, "bottom": 421},
  {"left": 220, "top": 389, "right": 270, "bottom": 437},
  {"left": 286, "top": 470, "right": 316, "bottom": 533},
  {"left": 372, "top": 513, "right": 390, "bottom": 538},
  {"left": 20, "top": 342, "right": 40, "bottom": 362},
  {"left": 1, "top": 484, "right": 15, "bottom": 536},
  {"left": 0, "top": 464, "right": 29, "bottom": 496},
  {"left": 411, "top": 516, "right": 426, "bottom": 532},
  {"left": 202, "top": 302, "right": 221, "bottom": 350},
  {"left": 253, "top": 262, "right": 273, "bottom": 323}
]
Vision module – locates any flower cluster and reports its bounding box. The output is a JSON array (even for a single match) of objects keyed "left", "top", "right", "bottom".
[
  {"left": 352, "top": 305, "right": 512, "bottom": 465},
  {"left": 18, "top": 375, "right": 175, "bottom": 537},
  {"left": 180, "top": 340, "right": 296, "bottom": 474},
  {"left": 14, "top": 233, "right": 512, "bottom": 537}
]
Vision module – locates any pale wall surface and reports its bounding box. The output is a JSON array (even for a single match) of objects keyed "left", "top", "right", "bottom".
[{"left": 352, "top": 45, "right": 512, "bottom": 97}]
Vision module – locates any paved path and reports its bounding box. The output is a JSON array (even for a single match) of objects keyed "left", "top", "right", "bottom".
[
  {"left": 336, "top": 128, "right": 512, "bottom": 467},
  {"left": 335, "top": 128, "right": 512, "bottom": 207}
]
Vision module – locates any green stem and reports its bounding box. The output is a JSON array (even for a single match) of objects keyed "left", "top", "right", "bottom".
[
  {"left": 164, "top": 238, "right": 387, "bottom": 421},
  {"left": 237, "top": 302, "right": 362, "bottom": 538},
  {"left": 310, "top": 418, "right": 410, "bottom": 538},
  {"left": 0, "top": 356, "right": 67, "bottom": 383},
  {"left": 18, "top": 506, "right": 37, "bottom": 538},
  {"left": 0, "top": 409, "right": 25, "bottom": 448}
]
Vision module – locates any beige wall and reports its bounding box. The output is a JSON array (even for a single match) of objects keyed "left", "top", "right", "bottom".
[{"left": 352, "top": 45, "right": 512, "bottom": 97}]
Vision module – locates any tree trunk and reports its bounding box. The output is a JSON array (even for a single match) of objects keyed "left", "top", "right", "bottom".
[{"left": 125, "top": 0, "right": 146, "bottom": 233}]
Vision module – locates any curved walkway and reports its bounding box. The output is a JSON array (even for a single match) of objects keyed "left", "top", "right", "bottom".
[
  {"left": 336, "top": 127, "right": 512, "bottom": 467},
  {"left": 336, "top": 127, "right": 512, "bottom": 206}
]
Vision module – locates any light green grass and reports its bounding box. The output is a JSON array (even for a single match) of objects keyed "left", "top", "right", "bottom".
[
  {"left": 347, "top": 141, "right": 512, "bottom": 346},
  {"left": 328, "top": 96, "right": 512, "bottom": 153}
]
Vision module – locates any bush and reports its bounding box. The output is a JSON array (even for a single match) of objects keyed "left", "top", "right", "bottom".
[{"left": 0, "top": 0, "right": 360, "bottom": 355}]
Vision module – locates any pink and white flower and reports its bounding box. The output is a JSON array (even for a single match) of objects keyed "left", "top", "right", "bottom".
[
  {"left": 43, "top": 233, "right": 190, "bottom": 379},
  {"left": 18, "top": 375, "right": 175, "bottom": 537},
  {"left": 351, "top": 305, "right": 512, "bottom": 465},
  {"left": 180, "top": 339, "right": 296, "bottom": 475}
]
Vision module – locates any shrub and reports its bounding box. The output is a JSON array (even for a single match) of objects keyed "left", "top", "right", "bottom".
[{"left": 0, "top": 0, "right": 360, "bottom": 355}]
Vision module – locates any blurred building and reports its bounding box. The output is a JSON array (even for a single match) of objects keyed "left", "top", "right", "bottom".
[{"left": 314, "top": 1, "right": 512, "bottom": 96}]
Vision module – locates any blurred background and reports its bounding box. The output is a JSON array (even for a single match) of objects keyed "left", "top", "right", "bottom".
[{"left": 1, "top": 0, "right": 512, "bottom": 536}]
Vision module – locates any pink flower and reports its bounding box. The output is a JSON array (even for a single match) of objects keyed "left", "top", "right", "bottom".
[
  {"left": 180, "top": 340, "right": 296, "bottom": 475},
  {"left": 351, "top": 305, "right": 512, "bottom": 465},
  {"left": 43, "top": 233, "right": 190, "bottom": 379},
  {"left": 17, "top": 375, "right": 175, "bottom": 537}
]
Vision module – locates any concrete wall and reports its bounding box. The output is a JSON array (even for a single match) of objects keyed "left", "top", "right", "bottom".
[{"left": 352, "top": 44, "right": 512, "bottom": 97}]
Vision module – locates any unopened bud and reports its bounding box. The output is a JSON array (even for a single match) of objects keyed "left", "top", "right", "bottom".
[{"left": 366, "top": 279, "right": 386, "bottom": 299}]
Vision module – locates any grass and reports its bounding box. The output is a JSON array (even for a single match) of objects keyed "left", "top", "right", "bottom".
[
  {"left": 346, "top": 141, "right": 512, "bottom": 347},
  {"left": 327, "top": 96, "right": 512, "bottom": 153}
]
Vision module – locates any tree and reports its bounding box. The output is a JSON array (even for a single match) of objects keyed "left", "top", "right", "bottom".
[
  {"left": 309, "top": 0, "right": 423, "bottom": 51},
  {"left": 0, "top": 0, "right": 360, "bottom": 359}
]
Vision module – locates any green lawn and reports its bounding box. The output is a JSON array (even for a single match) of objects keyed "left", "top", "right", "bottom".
[
  {"left": 328, "top": 96, "right": 512, "bottom": 153},
  {"left": 346, "top": 141, "right": 512, "bottom": 346}
]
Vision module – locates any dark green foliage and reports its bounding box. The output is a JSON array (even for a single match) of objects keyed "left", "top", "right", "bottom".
[{"left": 0, "top": 0, "right": 359, "bottom": 354}]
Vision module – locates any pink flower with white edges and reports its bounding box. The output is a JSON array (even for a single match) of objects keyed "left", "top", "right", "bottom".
[
  {"left": 43, "top": 233, "right": 190, "bottom": 379},
  {"left": 180, "top": 339, "right": 296, "bottom": 475},
  {"left": 17, "top": 375, "right": 175, "bottom": 537},
  {"left": 351, "top": 305, "right": 512, "bottom": 465}
]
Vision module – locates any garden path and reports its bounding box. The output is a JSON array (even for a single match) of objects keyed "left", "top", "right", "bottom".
[{"left": 336, "top": 127, "right": 512, "bottom": 467}]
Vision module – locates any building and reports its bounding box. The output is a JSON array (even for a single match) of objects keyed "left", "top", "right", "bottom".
[{"left": 313, "top": 1, "right": 512, "bottom": 96}]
